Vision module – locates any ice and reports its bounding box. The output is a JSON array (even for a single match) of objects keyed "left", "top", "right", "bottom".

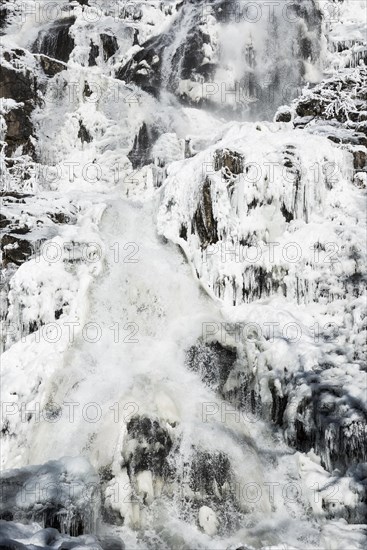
[{"left": 0, "top": 0, "right": 366, "bottom": 548}]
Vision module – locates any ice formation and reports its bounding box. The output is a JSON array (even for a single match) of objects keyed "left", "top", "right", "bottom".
[{"left": 0, "top": 1, "right": 366, "bottom": 549}]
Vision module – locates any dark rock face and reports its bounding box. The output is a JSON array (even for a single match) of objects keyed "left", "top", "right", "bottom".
[
  {"left": 185, "top": 339, "right": 257, "bottom": 415},
  {"left": 0, "top": 1, "right": 13, "bottom": 35},
  {"left": 124, "top": 415, "right": 173, "bottom": 477},
  {"left": 275, "top": 110, "right": 293, "bottom": 123},
  {"left": 189, "top": 450, "right": 231, "bottom": 492},
  {"left": 353, "top": 148, "right": 367, "bottom": 170},
  {"left": 89, "top": 40, "right": 99, "bottom": 66},
  {"left": 0, "top": 56, "right": 36, "bottom": 104},
  {"left": 287, "top": 379, "right": 367, "bottom": 473},
  {"left": 3, "top": 108, "right": 34, "bottom": 156},
  {"left": 78, "top": 120, "right": 93, "bottom": 144},
  {"left": 1, "top": 234, "right": 34, "bottom": 266},
  {"left": 115, "top": 8, "right": 217, "bottom": 101},
  {"left": 168, "top": 24, "right": 218, "bottom": 96},
  {"left": 32, "top": 17, "right": 76, "bottom": 63},
  {"left": 116, "top": 34, "right": 167, "bottom": 97},
  {"left": 36, "top": 54, "right": 67, "bottom": 77},
  {"left": 127, "top": 123, "right": 160, "bottom": 169},
  {"left": 180, "top": 448, "right": 241, "bottom": 533},
  {"left": 100, "top": 34, "right": 119, "bottom": 61},
  {"left": 239, "top": 266, "right": 288, "bottom": 303},
  {"left": 89, "top": 34, "right": 119, "bottom": 66},
  {"left": 0, "top": 50, "right": 39, "bottom": 157},
  {"left": 296, "top": 96, "right": 327, "bottom": 118},
  {"left": 185, "top": 341, "right": 237, "bottom": 393},
  {"left": 47, "top": 211, "right": 74, "bottom": 224},
  {"left": 214, "top": 149, "right": 244, "bottom": 176},
  {"left": 0, "top": 214, "right": 10, "bottom": 229},
  {"left": 192, "top": 178, "right": 218, "bottom": 248}
]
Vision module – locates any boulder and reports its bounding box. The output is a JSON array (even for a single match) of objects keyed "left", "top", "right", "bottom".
[
  {"left": 36, "top": 54, "right": 67, "bottom": 77},
  {"left": 1, "top": 234, "right": 34, "bottom": 266}
]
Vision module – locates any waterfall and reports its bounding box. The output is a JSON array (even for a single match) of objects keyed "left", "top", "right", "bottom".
[
  {"left": 0, "top": 1, "right": 366, "bottom": 549},
  {"left": 118, "top": 0, "right": 324, "bottom": 120}
]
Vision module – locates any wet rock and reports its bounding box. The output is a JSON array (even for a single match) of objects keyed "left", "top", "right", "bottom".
[
  {"left": 281, "top": 203, "right": 294, "bottom": 223},
  {"left": 296, "top": 96, "right": 327, "bottom": 118},
  {"left": 97, "top": 536, "right": 125, "bottom": 550},
  {"left": 117, "top": 20, "right": 216, "bottom": 103},
  {"left": 88, "top": 41, "right": 99, "bottom": 66},
  {"left": 78, "top": 121, "right": 92, "bottom": 144},
  {"left": 133, "top": 29, "right": 139, "bottom": 46},
  {"left": 180, "top": 448, "right": 241, "bottom": 533},
  {"left": 116, "top": 34, "right": 165, "bottom": 97},
  {"left": 0, "top": 53, "right": 38, "bottom": 156},
  {"left": 269, "top": 379, "right": 288, "bottom": 426},
  {"left": 189, "top": 450, "right": 232, "bottom": 497},
  {"left": 353, "top": 148, "right": 367, "bottom": 170},
  {"left": 127, "top": 123, "right": 160, "bottom": 169},
  {"left": 83, "top": 81, "right": 93, "bottom": 99},
  {"left": 0, "top": 62, "right": 36, "bottom": 104},
  {"left": 185, "top": 341, "right": 237, "bottom": 393},
  {"left": 47, "top": 211, "right": 73, "bottom": 225},
  {"left": 288, "top": 382, "right": 367, "bottom": 473},
  {"left": 0, "top": 192, "right": 33, "bottom": 202},
  {"left": 275, "top": 109, "right": 293, "bottom": 123},
  {"left": 1, "top": 234, "right": 34, "bottom": 266},
  {"left": 0, "top": 214, "right": 10, "bottom": 229},
  {"left": 36, "top": 54, "right": 67, "bottom": 77},
  {"left": 6, "top": 224, "right": 30, "bottom": 235},
  {"left": 32, "top": 17, "right": 76, "bottom": 63},
  {"left": 124, "top": 415, "right": 173, "bottom": 477},
  {"left": 354, "top": 172, "right": 367, "bottom": 188},
  {"left": 0, "top": 3, "right": 10, "bottom": 34},
  {"left": 179, "top": 224, "right": 188, "bottom": 240},
  {"left": 214, "top": 149, "right": 244, "bottom": 176},
  {"left": 169, "top": 26, "right": 218, "bottom": 94},
  {"left": 192, "top": 178, "right": 218, "bottom": 248},
  {"left": 3, "top": 107, "right": 34, "bottom": 156},
  {"left": 100, "top": 34, "right": 118, "bottom": 61}
]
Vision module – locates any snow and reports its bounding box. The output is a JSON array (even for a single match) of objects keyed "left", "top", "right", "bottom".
[{"left": 0, "top": 0, "right": 366, "bottom": 548}]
